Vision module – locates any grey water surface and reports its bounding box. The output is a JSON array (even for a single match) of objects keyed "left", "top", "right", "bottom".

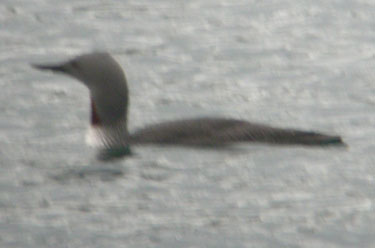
[{"left": 0, "top": 0, "right": 374, "bottom": 247}]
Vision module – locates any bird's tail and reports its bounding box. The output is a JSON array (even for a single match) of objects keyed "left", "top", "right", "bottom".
[{"left": 271, "top": 129, "right": 345, "bottom": 146}]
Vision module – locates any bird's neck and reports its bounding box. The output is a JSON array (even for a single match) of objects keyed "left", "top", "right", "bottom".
[
  {"left": 89, "top": 95, "right": 130, "bottom": 148},
  {"left": 90, "top": 98, "right": 101, "bottom": 126}
]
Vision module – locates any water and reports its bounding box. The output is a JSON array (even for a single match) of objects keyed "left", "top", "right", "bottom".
[{"left": 1, "top": 0, "right": 374, "bottom": 247}]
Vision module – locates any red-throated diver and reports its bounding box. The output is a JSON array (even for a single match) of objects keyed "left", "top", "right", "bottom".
[{"left": 32, "top": 52, "right": 344, "bottom": 158}]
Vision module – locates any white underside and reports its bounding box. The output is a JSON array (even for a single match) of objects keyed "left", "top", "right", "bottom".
[{"left": 85, "top": 126, "right": 104, "bottom": 147}]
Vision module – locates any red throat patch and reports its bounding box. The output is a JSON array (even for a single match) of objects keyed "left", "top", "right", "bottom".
[{"left": 91, "top": 98, "right": 101, "bottom": 126}]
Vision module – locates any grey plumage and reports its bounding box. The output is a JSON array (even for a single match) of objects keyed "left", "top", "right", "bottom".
[
  {"left": 32, "top": 52, "right": 344, "bottom": 156},
  {"left": 130, "top": 117, "right": 342, "bottom": 146}
]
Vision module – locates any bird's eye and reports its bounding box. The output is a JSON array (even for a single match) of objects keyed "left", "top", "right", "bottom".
[{"left": 70, "top": 61, "right": 80, "bottom": 69}]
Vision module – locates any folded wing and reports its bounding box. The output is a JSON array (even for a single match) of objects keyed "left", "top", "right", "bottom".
[{"left": 130, "top": 118, "right": 343, "bottom": 146}]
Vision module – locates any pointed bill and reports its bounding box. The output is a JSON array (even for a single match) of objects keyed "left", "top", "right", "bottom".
[{"left": 31, "top": 63, "right": 68, "bottom": 73}]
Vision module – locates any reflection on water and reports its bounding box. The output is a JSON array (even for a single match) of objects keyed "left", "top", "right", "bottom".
[{"left": 50, "top": 167, "right": 126, "bottom": 183}]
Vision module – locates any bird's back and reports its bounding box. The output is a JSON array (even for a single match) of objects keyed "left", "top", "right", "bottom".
[{"left": 130, "top": 117, "right": 343, "bottom": 146}]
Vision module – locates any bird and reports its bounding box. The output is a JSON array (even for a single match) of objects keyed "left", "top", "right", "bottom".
[{"left": 32, "top": 52, "right": 344, "bottom": 159}]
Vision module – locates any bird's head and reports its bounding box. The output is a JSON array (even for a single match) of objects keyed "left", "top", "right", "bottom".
[
  {"left": 32, "top": 52, "right": 127, "bottom": 93},
  {"left": 32, "top": 52, "right": 129, "bottom": 131}
]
